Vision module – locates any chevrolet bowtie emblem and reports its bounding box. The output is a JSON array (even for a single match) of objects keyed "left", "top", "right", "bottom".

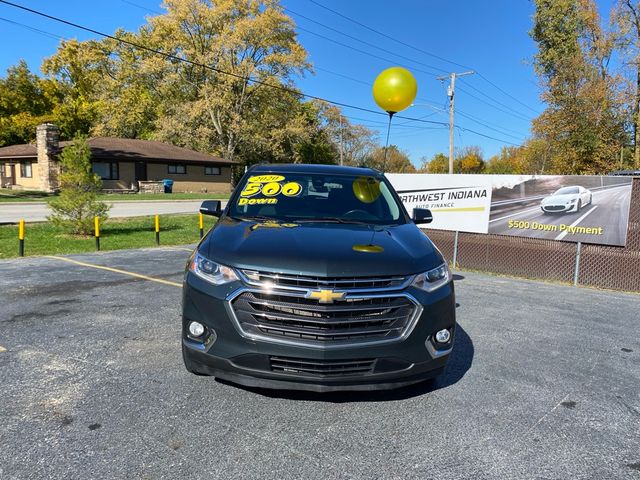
[{"left": 306, "top": 289, "right": 346, "bottom": 304}]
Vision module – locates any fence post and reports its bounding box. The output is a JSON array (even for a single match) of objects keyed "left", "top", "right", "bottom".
[
  {"left": 573, "top": 242, "right": 582, "bottom": 286},
  {"left": 18, "top": 219, "right": 25, "bottom": 257},
  {"left": 199, "top": 212, "right": 204, "bottom": 239},
  {"left": 452, "top": 231, "right": 459, "bottom": 268},
  {"left": 94, "top": 216, "right": 100, "bottom": 251},
  {"left": 155, "top": 214, "right": 160, "bottom": 245}
]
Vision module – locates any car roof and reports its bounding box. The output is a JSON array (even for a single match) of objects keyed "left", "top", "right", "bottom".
[{"left": 248, "top": 163, "right": 382, "bottom": 177}]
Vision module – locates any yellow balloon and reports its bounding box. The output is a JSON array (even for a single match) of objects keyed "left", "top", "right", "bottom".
[
  {"left": 372, "top": 67, "right": 418, "bottom": 114},
  {"left": 352, "top": 176, "right": 381, "bottom": 204}
]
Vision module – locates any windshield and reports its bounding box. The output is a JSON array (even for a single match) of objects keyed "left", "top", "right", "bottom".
[
  {"left": 554, "top": 186, "right": 580, "bottom": 195},
  {"left": 228, "top": 172, "right": 406, "bottom": 225}
]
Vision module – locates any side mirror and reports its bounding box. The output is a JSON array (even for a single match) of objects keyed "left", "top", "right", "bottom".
[
  {"left": 412, "top": 208, "right": 433, "bottom": 224},
  {"left": 200, "top": 200, "right": 222, "bottom": 217}
]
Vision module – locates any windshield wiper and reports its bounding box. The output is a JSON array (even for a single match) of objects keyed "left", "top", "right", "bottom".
[
  {"left": 294, "top": 217, "right": 370, "bottom": 225},
  {"left": 230, "top": 215, "right": 277, "bottom": 222}
]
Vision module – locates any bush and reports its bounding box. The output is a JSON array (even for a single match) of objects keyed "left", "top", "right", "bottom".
[{"left": 48, "top": 137, "right": 110, "bottom": 235}]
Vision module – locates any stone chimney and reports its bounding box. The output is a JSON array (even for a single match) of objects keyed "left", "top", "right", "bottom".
[{"left": 36, "top": 123, "right": 60, "bottom": 192}]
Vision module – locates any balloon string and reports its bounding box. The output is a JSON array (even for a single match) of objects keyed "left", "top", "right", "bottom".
[{"left": 382, "top": 112, "right": 394, "bottom": 172}]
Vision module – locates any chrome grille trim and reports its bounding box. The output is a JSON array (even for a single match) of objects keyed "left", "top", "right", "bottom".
[
  {"left": 236, "top": 270, "right": 413, "bottom": 293},
  {"left": 224, "top": 287, "right": 423, "bottom": 349}
]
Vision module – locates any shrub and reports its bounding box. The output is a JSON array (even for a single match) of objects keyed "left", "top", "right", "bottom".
[{"left": 48, "top": 137, "right": 110, "bottom": 234}]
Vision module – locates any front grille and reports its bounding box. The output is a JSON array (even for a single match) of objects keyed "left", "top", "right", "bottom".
[
  {"left": 240, "top": 270, "right": 409, "bottom": 291},
  {"left": 269, "top": 356, "right": 375, "bottom": 377},
  {"left": 231, "top": 291, "right": 417, "bottom": 345},
  {"left": 544, "top": 205, "right": 566, "bottom": 211}
]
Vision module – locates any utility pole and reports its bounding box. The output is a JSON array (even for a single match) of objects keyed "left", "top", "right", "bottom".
[
  {"left": 339, "top": 115, "right": 344, "bottom": 166},
  {"left": 436, "top": 71, "right": 475, "bottom": 174}
]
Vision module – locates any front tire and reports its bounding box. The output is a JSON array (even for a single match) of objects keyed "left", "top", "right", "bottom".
[{"left": 576, "top": 200, "right": 582, "bottom": 212}]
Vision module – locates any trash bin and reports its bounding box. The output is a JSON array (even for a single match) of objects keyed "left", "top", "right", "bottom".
[{"left": 162, "top": 179, "right": 174, "bottom": 193}]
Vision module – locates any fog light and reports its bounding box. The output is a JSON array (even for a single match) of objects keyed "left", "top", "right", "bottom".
[
  {"left": 435, "top": 328, "right": 451, "bottom": 344},
  {"left": 188, "top": 321, "right": 205, "bottom": 337}
]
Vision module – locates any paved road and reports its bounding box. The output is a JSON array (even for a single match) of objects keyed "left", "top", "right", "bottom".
[
  {"left": 0, "top": 200, "right": 227, "bottom": 223},
  {"left": 1, "top": 247, "right": 639, "bottom": 479},
  {"left": 489, "top": 185, "right": 632, "bottom": 245}
]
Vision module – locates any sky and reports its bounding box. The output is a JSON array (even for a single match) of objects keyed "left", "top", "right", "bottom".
[{"left": 0, "top": 0, "right": 619, "bottom": 166}]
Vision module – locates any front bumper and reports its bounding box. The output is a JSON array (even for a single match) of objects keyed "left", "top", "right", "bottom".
[
  {"left": 182, "top": 273, "right": 456, "bottom": 392},
  {"left": 541, "top": 203, "right": 577, "bottom": 213}
]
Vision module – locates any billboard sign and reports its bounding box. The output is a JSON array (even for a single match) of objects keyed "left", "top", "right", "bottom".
[{"left": 387, "top": 174, "right": 634, "bottom": 247}]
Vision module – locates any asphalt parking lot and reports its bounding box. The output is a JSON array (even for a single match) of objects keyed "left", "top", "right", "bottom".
[{"left": 1, "top": 247, "right": 639, "bottom": 480}]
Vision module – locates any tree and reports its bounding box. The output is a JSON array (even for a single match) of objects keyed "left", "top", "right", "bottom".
[
  {"left": 314, "top": 102, "right": 378, "bottom": 166},
  {"left": 531, "top": 0, "right": 626, "bottom": 174},
  {"left": 0, "top": 61, "right": 57, "bottom": 146},
  {"left": 613, "top": 0, "right": 640, "bottom": 169},
  {"left": 364, "top": 145, "right": 416, "bottom": 173},
  {"left": 43, "top": 0, "right": 315, "bottom": 170},
  {"left": 456, "top": 146, "right": 485, "bottom": 173},
  {"left": 419, "top": 153, "right": 448, "bottom": 173},
  {"left": 48, "top": 138, "right": 110, "bottom": 235},
  {"left": 43, "top": 36, "right": 157, "bottom": 139},
  {"left": 145, "top": 0, "right": 310, "bottom": 163}
]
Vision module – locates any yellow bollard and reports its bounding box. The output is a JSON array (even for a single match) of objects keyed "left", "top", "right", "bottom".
[
  {"left": 199, "top": 212, "right": 204, "bottom": 239},
  {"left": 18, "top": 219, "right": 25, "bottom": 257},
  {"left": 94, "top": 216, "right": 100, "bottom": 251},
  {"left": 155, "top": 214, "right": 160, "bottom": 245}
]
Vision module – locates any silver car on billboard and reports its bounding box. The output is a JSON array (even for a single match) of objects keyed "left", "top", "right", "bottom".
[{"left": 540, "top": 186, "right": 593, "bottom": 214}]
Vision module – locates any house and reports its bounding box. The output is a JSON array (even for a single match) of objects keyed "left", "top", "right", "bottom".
[{"left": 0, "top": 123, "right": 235, "bottom": 193}]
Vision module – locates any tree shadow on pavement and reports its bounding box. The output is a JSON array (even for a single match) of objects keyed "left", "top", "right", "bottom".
[{"left": 217, "top": 325, "right": 474, "bottom": 403}]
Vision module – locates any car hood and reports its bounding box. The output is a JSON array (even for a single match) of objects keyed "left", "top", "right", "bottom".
[
  {"left": 542, "top": 194, "right": 577, "bottom": 204},
  {"left": 202, "top": 217, "right": 442, "bottom": 277}
]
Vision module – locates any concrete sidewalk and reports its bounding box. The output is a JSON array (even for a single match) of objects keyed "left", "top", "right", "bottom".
[{"left": 0, "top": 200, "right": 228, "bottom": 223}]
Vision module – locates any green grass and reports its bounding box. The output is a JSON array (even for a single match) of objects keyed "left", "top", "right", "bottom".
[
  {"left": 0, "top": 214, "right": 217, "bottom": 259},
  {"left": 0, "top": 189, "right": 53, "bottom": 201},
  {"left": 0, "top": 189, "right": 229, "bottom": 202},
  {"left": 96, "top": 192, "right": 230, "bottom": 201}
]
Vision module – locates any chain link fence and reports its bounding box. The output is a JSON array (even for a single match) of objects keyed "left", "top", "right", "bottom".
[{"left": 424, "top": 178, "right": 640, "bottom": 293}]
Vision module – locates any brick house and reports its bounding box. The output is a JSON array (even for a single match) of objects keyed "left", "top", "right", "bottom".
[{"left": 0, "top": 124, "right": 235, "bottom": 193}]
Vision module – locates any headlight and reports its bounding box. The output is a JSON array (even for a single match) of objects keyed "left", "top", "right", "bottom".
[
  {"left": 189, "top": 253, "right": 238, "bottom": 285},
  {"left": 412, "top": 263, "right": 451, "bottom": 292}
]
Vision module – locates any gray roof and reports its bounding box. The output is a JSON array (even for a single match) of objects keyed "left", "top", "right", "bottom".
[{"left": 0, "top": 137, "right": 235, "bottom": 165}]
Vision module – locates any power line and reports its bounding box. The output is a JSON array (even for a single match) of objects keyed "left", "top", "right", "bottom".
[
  {"left": 477, "top": 72, "right": 541, "bottom": 115},
  {"left": 455, "top": 110, "right": 527, "bottom": 139},
  {"left": 0, "top": 0, "right": 449, "bottom": 126},
  {"left": 0, "top": 15, "right": 442, "bottom": 135},
  {"left": 314, "top": 66, "right": 370, "bottom": 86},
  {"left": 458, "top": 78, "right": 533, "bottom": 120},
  {"left": 118, "top": 0, "right": 161, "bottom": 15},
  {"left": 457, "top": 126, "right": 521, "bottom": 146},
  {"left": 296, "top": 25, "right": 442, "bottom": 77},
  {"left": 306, "top": 0, "right": 472, "bottom": 71},
  {"left": 0, "top": 0, "right": 523, "bottom": 147},
  {"left": 285, "top": 7, "right": 448, "bottom": 75},
  {"left": 0, "top": 15, "right": 62, "bottom": 41},
  {"left": 290, "top": 7, "right": 539, "bottom": 124},
  {"left": 306, "top": 0, "right": 541, "bottom": 116},
  {"left": 456, "top": 85, "right": 532, "bottom": 122}
]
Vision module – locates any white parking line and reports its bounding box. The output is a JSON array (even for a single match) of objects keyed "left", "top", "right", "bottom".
[
  {"left": 46, "top": 256, "right": 182, "bottom": 288},
  {"left": 554, "top": 205, "right": 598, "bottom": 241}
]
